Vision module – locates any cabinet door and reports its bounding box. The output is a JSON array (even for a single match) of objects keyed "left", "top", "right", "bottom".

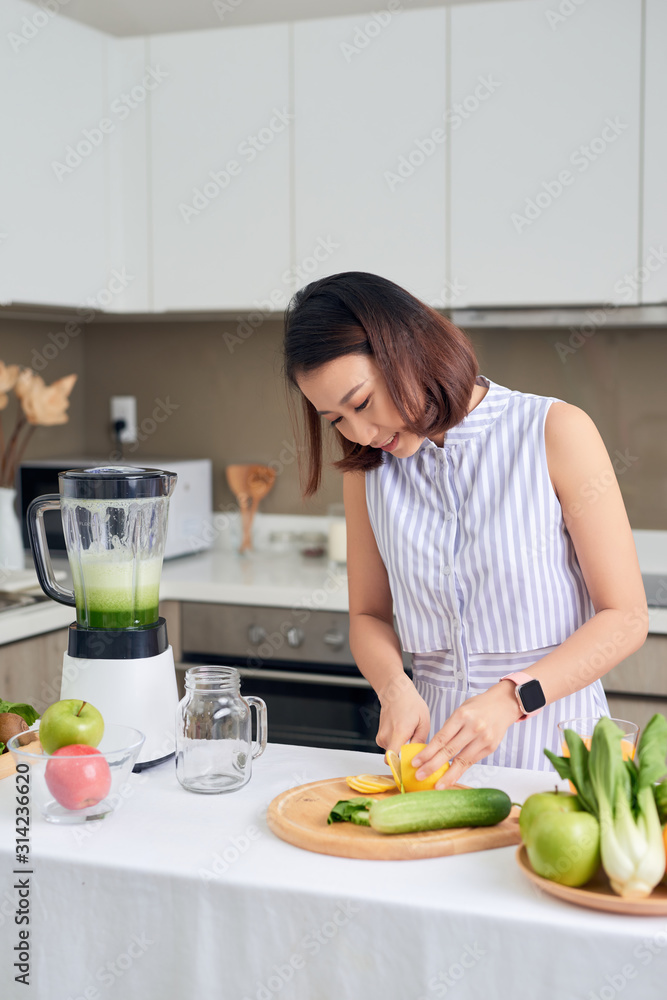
[
  {"left": 450, "top": 0, "right": 641, "bottom": 307},
  {"left": 105, "top": 38, "right": 151, "bottom": 313},
  {"left": 294, "top": 8, "right": 448, "bottom": 306},
  {"left": 0, "top": 0, "right": 108, "bottom": 308},
  {"left": 641, "top": 0, "right": 667, "bottom": 304},
  {"left": 149, "top": 25, "right": 291, "bottom": 312}
]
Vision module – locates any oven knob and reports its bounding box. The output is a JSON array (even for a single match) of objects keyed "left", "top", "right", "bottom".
[
  {"left": 247, "top": 625, "right": 267, "bottom": 645},
  {"left": 286, "top": 627, "right": 304, "bottom": 648},
  {"left": 323, "top": 628, "right": 345, "bottom": 652}
]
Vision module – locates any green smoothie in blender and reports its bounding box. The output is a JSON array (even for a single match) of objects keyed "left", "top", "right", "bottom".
[{"left": 71, "top": 554, "right": 163, "bottom": 629}]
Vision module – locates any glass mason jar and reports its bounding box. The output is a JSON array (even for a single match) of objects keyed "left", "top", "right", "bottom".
[{"left": 175, "top": 666, "right": 267, "bottom": 794}]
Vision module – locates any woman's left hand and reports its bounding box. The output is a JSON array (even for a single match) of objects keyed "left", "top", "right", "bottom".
[{"left": 410, "top": 681, "right": 523, "bottom": 788}]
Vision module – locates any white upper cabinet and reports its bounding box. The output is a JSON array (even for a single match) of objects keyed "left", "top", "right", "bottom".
[
  {"left": 641, "top": 0, "right": 667, "bottom": 305},
  {"left": 293, "top": 8, "right": 448, "bottom": 306},
  {"left": 104, "top": 38, "right": 152, "bottom": 313},
  {"left": 450, "top": 0, "right": 642, "bottom": 307},
  {"left": 148, "top": 25, "right": 291, "bottom": 312},
  {"left": 0, "top": 0, "right": 108, "bottom": 308}
]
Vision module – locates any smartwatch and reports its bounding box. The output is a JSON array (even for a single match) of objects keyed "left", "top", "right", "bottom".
[{"left": 500, "top": 671, "right": 546, "bottom": 720}]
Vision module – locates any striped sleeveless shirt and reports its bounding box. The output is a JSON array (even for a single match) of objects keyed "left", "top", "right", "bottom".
[{"left": 365, "top": 376, "right": 608, "bottom": 770}]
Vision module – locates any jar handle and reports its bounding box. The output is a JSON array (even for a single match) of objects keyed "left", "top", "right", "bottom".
[
  {"left": 26, "top": 495, "right": 76, "bottom": 607},
  {"left": 246, "top": 696, "right": 267, "bottom": 759}
]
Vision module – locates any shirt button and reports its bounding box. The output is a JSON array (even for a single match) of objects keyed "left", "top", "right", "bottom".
[
  {"left": 443, "top": 566, "right": 451, "bottom": 576},
  {"left": 456, "top": 670, "right": 465, "bottom": 680},
  {"left": 445, "top": 511, "right": 454, "bottom": 521}
]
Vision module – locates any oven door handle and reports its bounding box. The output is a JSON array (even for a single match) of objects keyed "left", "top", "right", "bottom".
[{"left": 236, "top": 667, "right": 372, "bottom": 689}]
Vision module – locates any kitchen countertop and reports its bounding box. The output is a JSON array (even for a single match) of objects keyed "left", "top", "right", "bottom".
[
  {"left": 1, "top": 743, "right": 665, "bottom": 1000},
  {"left": 1, "top": 525, "right": 666, "bottom": 645}
]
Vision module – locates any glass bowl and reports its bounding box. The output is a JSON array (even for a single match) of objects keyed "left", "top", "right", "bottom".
[{"left": 7, "top": 722, "right": 145, "bottom": 825}]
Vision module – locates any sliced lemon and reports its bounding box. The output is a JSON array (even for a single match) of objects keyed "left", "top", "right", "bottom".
[
  {"left": 345, "top": 774, "right": 397, "bottom": 794},
  {"left": 400, "top": 742, "right": 450, "bottom": 792}
]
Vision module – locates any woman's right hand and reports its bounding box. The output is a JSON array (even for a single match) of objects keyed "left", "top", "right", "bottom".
[{"left": 375, "top": 675, "right": 431, "bottom": 756}]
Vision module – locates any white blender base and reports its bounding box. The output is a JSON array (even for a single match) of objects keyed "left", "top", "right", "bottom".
[{"left": 60, "top": 646, "right": 179, "bottom": 767}]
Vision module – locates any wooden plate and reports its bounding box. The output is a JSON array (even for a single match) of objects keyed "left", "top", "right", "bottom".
[
  {"left": 267, "top": 775, "right": 521, "bottom": 861},
  {"left": 516, "top": 845, "right": 667, "bottom": 915}
]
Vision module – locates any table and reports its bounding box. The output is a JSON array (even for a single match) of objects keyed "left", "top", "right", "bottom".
[{"left": 1, "top": 744, "right": 666, "bottom": 1000}]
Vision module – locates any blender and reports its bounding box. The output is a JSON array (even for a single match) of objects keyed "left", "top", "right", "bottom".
[{"left": 27, "top": 466, "right": 178, "bottom": 768}]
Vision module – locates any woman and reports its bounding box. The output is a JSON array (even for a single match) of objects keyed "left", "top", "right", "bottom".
[{"left": 283, "top": 272, "right": 648, "bottom": 787}]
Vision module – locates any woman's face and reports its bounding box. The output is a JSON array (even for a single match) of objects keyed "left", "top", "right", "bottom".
[{"left": 296, "top": 354, "right": 426, "bottom": 458}]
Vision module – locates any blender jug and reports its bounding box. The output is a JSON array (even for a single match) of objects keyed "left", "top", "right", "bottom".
[{"left": 28, "top": 466, "right": 177, "bottom": 629}]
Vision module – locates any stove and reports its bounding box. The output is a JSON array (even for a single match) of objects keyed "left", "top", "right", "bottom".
[{"left": 178, "top": 601, "right": 402, "bottom": 753}]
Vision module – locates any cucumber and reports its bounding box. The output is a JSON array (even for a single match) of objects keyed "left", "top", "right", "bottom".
[{"left": 368, "top": 788, "right": 512, "bottom": 835}]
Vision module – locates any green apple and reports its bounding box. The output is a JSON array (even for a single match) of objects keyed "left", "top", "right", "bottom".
[
  {"left": 519, "top": 790, "right": 582, "bottom": 847},
  {"left": 39, "top": 700, "right": 104, "bottom": 755},
  {"left": 526, "top": 810, "right": 601, "bottom": 887}
]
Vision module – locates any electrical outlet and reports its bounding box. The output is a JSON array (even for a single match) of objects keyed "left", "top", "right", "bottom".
[{"left": 110, "top": 396, "right": 138, "bottom": 444}]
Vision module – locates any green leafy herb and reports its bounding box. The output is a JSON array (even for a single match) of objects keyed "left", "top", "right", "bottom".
[
  {"left": 327, "top": 798, "right": 374, "bottom": 826},
  {"left": 0, "top": 701, "right": 40, "bottom": 726},
  {"left": 654, "top": 779, "right": 667, "bottom": 824},
  {"left": 545, "top": 729, "right": 597, "bottom": 817}
]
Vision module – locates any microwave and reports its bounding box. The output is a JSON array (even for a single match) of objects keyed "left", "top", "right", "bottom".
[{"left": 19, "top": 458, "right": 213, "bottom": 560}]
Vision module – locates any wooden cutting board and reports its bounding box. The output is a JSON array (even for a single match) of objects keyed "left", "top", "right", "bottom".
[
  {"left": 267, "top": 776, "right": 521, "bottom": 861},
  {"left": 0, "top": 735, "right": 42, "bottom": 780}
]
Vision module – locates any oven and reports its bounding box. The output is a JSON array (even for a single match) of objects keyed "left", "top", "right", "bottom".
[{"left": 178, "top": 602, "right": 391, "bottom": 753}]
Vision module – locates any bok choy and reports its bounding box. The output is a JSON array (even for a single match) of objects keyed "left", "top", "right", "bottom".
[{"left": 545, "top": 714, "right": 667, "bottom": 899}]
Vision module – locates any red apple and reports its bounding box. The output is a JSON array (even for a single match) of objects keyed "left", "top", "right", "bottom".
[{"left": 45, "top": 744, "right": 112, "bottom": 810}]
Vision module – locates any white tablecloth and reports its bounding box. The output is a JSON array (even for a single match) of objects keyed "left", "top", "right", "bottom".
[{"left": 1, "top": 744, "right": 666, "bottom": 1000}]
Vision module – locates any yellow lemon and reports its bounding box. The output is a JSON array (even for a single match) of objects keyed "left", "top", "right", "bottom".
[{"left": 400, "top": 743, "right": 449, "bottom": 792}]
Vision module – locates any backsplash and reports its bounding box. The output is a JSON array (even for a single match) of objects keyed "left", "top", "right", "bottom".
[{"left": 1, "top": 315, "right": 665, "bottom": 528}]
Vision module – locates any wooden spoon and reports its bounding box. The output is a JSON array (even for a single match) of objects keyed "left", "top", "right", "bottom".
[
  {"left": 226, "top": 464, "right": 276, "bottom": 553},
  {"left": 245, "top": 465, "right": 276, "bottom": 551}
]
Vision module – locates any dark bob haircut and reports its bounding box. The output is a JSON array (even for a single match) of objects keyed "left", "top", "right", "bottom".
[{"left": 283, "top": 272, "right": 478, "bottom": 496}]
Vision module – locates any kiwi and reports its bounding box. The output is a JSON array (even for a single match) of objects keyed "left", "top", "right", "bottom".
[{"left": 0, "top": 712, "right": 29, "bottom": 751}]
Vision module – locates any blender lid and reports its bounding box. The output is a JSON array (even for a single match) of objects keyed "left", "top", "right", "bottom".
[{"left": 59, "top": 466, "right": 177, "bottom": 500}]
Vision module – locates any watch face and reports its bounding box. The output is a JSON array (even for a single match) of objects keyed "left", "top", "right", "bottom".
[{"left": 518, "top": 679, "right": 546, "bottom": 714}]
